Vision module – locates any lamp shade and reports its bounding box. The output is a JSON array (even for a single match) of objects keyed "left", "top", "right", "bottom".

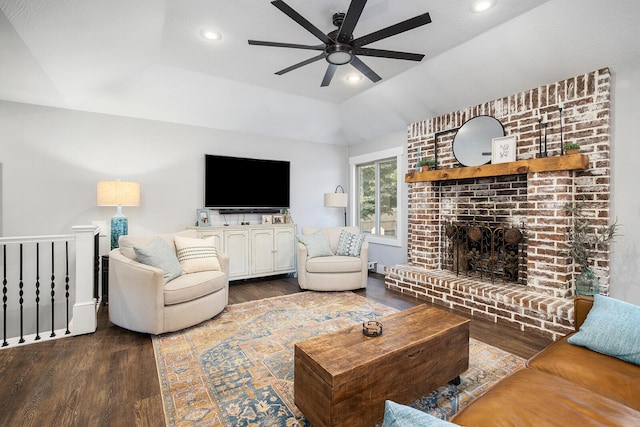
[
  {"left": 324, "top": 192, "right": 348, "bottom": 208},
  {"left": 97, "top": 181, "right": 140, "bottom": 206}
]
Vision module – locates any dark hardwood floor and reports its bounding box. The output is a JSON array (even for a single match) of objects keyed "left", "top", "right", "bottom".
[{"left": 0, "top": 274, "right": 551, "bottom": 426}]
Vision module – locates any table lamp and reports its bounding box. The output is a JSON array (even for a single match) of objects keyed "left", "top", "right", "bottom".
[
  {"left": 97, "top": 181, "right": 140, "bottom": 249},
  {"left": 324, "top": 185, "right": 348, "bottom": 226}
]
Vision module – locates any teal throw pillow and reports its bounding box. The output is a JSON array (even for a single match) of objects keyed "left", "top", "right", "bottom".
[
  {"left": 297, "top": 230, "right": 334, "bottom": 259},
  {"left": 383, "top": 401, "right": 459, "bottom": 427},
  {"left": 336, "top": 230, "right": 366, "bottom": 257},
  {"left": 134, "top": 237, "right": 183, "bottom": 284},
  {"left": 567, "top": 294, "right": 640, "bottom": 365}
]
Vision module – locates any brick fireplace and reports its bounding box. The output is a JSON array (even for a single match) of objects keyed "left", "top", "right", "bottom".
[{"left": 385, "top": 68, "right": 612, "bottom": 340}]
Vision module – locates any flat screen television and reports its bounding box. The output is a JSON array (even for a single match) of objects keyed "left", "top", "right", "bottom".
[{"left": 204, "top": 154, "right": 290, "bottom": 213}]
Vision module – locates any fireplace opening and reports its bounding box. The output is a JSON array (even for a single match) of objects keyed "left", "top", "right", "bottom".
[{"left": 442, "top": 220, "right": 526, "bottom": 284}]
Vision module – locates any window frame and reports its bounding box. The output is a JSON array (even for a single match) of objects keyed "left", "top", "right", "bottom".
[{"left": 349, "top": 147, "right": 403, "bottom": 247}]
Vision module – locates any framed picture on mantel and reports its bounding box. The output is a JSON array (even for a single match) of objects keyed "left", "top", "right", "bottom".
[{"left": 491, "top": 135, "right": 516, "bottom": 164}]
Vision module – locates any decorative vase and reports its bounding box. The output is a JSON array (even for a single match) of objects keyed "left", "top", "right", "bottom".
[{"left": 575, "top": 267, "right": 599, "bottom": 296}]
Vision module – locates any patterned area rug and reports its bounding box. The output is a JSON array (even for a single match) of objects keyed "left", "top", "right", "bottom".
[{"left": 152, "top": 292, "right": 524, "bottom": 426}]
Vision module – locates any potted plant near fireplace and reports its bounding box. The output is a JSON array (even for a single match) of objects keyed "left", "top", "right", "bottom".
[
  {"left": 564, "top": 143, "right": 581, "bottom": 155},
  {"left": 417, "top": 158, "right": 436, "bottom": 172},
  {"left": 565, "top": 202, "right": 619, "bottom": 295}
]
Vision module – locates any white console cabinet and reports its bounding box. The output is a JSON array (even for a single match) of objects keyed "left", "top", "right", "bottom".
[{"left": 189, "top": 224, "right": 297, "bottom": 281}]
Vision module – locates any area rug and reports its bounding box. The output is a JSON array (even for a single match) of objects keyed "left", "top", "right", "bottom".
[{"left": 152, "top": 292, "right": 524, "bottom": 426}]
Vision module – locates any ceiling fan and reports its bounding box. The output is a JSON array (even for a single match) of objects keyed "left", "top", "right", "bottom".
[{"left": 248, "top": 0, "right": 432, "bottom": 87}]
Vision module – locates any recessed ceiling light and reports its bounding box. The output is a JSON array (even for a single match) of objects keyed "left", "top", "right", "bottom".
[
  {"left": 345, "top": 74, "right": 363, "bottom": 83},
  {"left": 200, "top": 29, "right": 222, "bottom": 41},
  {"left": 470, "top": 0, "right": 495, "bottom": 13}
]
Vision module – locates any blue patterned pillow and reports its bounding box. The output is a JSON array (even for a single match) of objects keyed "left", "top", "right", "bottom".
[
  {"left": 567, "top": 294, "right": 640, "bottom": 365},
  {"left": 383, "top": 401, "right": 459, "bottom": 427},
  {"left": 336, "top": 230, "right": 366, "bottom": 257},
  {"left": 297, "top": 230, "right": 334, "bottom": 259},
  {"left": 134, "top": 237, "right": 182, "bottom": 283}
]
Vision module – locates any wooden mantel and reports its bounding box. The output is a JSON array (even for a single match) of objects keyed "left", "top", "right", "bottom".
[{"left": 405, "top": 154, "right": 589, "bottom": 183}]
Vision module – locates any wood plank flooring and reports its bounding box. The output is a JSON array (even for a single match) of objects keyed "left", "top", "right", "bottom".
[{"left": 0, "top": 273, "right": 552, "bottom": 426}]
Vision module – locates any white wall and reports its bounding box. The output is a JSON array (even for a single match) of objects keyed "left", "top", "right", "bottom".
[
  {"left": 610, "top": 61, "right": 640, "bottom": 305},
  {"left": 0, "top": 100, "right": 348, "bottom": 248}
]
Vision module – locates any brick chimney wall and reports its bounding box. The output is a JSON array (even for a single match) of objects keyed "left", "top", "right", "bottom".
[{"left": 386, "top": 68, "right": 611, "bottom": 339}]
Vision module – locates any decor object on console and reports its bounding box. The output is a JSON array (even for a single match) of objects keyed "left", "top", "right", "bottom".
[
  {"left": 97, "top": 180, "right": 140, "bottom": 249},
  {"left": 324, "top": 184, "right": 348, "bottom": 226},
  {"left": 108, "top": 229, "right": 229, "bottom": 334},
  {"left": 564, "top": 202, "right": 619, "bottom": 295},
  {"left": 296, "top": 226, "right": 368, "bottom": 291},
  {"left": 196, "top": 209, "right": 210, "bottom": 226},
  {"left": 452, "top": 115, "right": 504, "bottom": 167}
]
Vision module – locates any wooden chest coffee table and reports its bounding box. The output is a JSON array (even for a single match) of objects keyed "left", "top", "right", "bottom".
[{"left": 294, "top": 304, "right": 470, "bottom": 427}]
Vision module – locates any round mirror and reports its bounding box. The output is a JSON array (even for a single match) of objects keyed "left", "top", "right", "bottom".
[{"left": 453, "top": 116, "right": 505, "bottom": 167}]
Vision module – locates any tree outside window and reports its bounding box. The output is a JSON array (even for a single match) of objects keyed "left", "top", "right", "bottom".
[{"left": 357, "top": 158, "right": 397, "bottom": 237}]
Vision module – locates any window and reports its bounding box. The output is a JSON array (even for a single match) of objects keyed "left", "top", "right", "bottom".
[{"left": 350, "top": 148, "right": 403, "bottom": 246}]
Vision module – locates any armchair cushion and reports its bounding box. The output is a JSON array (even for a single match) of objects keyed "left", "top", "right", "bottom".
[
  {"left": 297, "top": 229, "right": 334, "bottom": 258},
  {"left": 305, "top": 256, "right": 365, "bottom": 273},
  {"left": 133, "top": 237, "right": 182, "bottom": 283},
  {"left": 336, "top": 230, "right": 366, "bottom": 257},
  {"left": 164, "top": 270, "right": 227, "bottom": 305},
  {"left": 174, "top": 235, "right": 221, "bottom": 273}
]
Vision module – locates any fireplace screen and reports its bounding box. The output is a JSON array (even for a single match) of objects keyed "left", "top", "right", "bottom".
[{"left": 442, "top": 221, "right": 525, "bottom": 284}]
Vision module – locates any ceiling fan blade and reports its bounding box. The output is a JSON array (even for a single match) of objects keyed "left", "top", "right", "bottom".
[
  {"left": 321, "top": 64, "right": 337, "bottom": 87},
  {"left": 248, "top": 40, "right": 325, "bottom": 51},
  {"left": 354, "top": 47, "right": 425, "bottom": 61},
  {"left": 271, "top": 0, "right": 333, "bottom": 45},
  {"left": 275, "top": 52, "right": 326, "bottom": 75},
  {"left": 336, "top": 0, "right": 367, "bottom": 44},
  {"left": 352, "top": 12, "right": 431, "bottom": 47},
  {"left": 350, "top": 56, "right": 381, "bottom": 83}
]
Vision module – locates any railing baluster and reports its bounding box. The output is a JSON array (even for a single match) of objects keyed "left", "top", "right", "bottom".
[
  {"left": 65, "top": 242, "right": 70, "bottom": 335},
  {"left": 50, "top": 241, "right": 56, "bottom": 338},
  {"left": 18, "top": 244, "right": 24, "bottom": 343},
  {"left": 2, "top": 244, "right": 7, "bottom": 347},
  {"left": 35, "top": 243, "right": 41, "bottom": 341}
]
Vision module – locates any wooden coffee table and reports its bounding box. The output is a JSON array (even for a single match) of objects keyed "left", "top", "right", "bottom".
[{"left": 294, "top": 304, "right": 470, "bottom": 427}]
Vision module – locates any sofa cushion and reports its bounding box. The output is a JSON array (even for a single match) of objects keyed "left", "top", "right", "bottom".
[
  {"left": 567, "top": 294, "right": 640, "bottom": 366},
  {"left": 174, "top": 235, "right": 221, "bottom": 273},
  {"left": 383, "top": 401, "right": 457, "bottom": 427},
  {"left": 164, "top": 270, "right": 227, "bottom": 306},
  {"left": 297, "top": 229, "right": 334, "bottom": 258},
  {"left": 527, "top": 335, "right": 640, "bottom": 411},
  {"left": 336, "top": 230, "right": 366, "bottom": 257},
  {"left": 305, "top": 255, "right": 363, "bottom": 273},
  {"left": 133, "top": 237, "right": 182, "bottom": 283}
]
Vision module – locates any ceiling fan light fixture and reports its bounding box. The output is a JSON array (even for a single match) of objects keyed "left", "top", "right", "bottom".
[{"left": 326, "top": 44, "right": 353, "bottom": 65}]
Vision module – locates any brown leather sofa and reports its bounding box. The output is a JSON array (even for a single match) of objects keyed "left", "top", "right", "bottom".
[{"left": 450, "top": 296, "right": 640, "bottom": 426}]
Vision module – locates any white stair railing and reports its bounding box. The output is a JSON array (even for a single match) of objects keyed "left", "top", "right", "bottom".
[{"left": 0, "top": 225, "right": 99, "bottom": 348}]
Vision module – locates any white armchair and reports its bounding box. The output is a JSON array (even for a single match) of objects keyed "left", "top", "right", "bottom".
[
  {"left": 108, "top": 230, "right": 229, "bottom": 334},
  {"left": 296, "top": 226, "right": 368, "bottom": 291}
]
